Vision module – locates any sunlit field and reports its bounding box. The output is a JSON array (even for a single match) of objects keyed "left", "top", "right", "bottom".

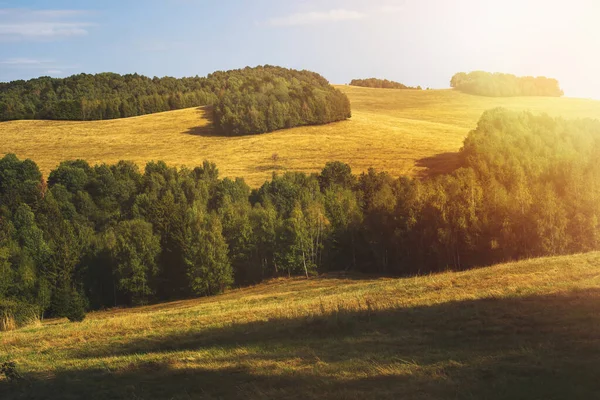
[
  {"left": 2, "top": 86, "right": 600, "bottom": 186},
  {"left": 2, "top": 252, "right": 600, "bottom": 399}
]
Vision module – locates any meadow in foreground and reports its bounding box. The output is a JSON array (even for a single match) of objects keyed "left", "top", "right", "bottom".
[{"left": 2, "top": 252, "right": 600, "bottom": 399}]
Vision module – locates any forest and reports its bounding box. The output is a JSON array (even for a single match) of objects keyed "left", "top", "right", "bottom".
[
  {"left": 0, "top": 66, "right": 351, "bottom": 136},
  {"left": 450, "top": 71, "right": 564, "bottom": 97},
  {"left": 349, "top": 78, "right": 421, "bottom": 90},
  {"left": 2, "top": 108, "right": 600, "bottom": 326}
]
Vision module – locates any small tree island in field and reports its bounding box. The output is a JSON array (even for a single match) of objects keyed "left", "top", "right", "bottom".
[
  {"left": 450, "top": 71, "right": 564, "bottom": 97},
  {"left": 349, "top": 78, "right": 421, "bottom": 90}
]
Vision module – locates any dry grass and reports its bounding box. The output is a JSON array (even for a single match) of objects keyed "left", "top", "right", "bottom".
[
  {"left": 2, "top": 87, "right": 600, "bottom": 186},
  {"left": 2, "top": 252, "right": 600, "bottom": 399}
]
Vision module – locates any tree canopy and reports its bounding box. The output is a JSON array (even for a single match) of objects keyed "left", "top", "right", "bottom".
[
  {"left": 349, "top": 78, "right": 421, "bottom": 90},
  {"left": 212, "top": 66, "right": 351, "bottom": 135},
  {"left": 2, "top": 108, "right": 599, "bottom": 326},
  {"left": 450, "top": 71, "right": 564, "bottom": 97},
  {"left": 0, "top": 66, "right": 351, "bottom": 136}
]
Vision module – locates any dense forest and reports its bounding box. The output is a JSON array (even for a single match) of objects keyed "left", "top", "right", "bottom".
[
  {"left": 450, "top": 71, "right": 564, "bottom": 97},
  {"left": 0, "top": 66, "right": 351, "bottom": 135},
  {"left": 2, "top": 108, "right": 600, "bottom": 326},
  {"left": 349, "top": 78, "right": 421, "bottom": 90}
]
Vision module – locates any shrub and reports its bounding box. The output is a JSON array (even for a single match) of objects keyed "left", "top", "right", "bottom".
[{"left": 0, "top": 300, "right": 40, "bottom": 331}]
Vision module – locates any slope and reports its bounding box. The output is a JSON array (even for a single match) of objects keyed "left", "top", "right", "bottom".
[
  {"left": 2, "top": 252, "right": 600, "bottom": 399},
  {"left": 2, "top": 87, "right": 600, "bottom": 186}
]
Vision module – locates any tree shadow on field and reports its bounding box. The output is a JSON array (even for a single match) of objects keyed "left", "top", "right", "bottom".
[
  {"left": 3, "top": 289, "right": 600, "bottom": 399},
  {"left": 183, "top": 106, "right": 219, "bottom": 137},
  {"left": 415, "top": 151, "right": 462, "bottom": 178}
]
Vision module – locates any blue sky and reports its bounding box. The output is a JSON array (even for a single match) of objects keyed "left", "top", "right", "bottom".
[{"left": 1, "top": 0, "right": 599, "bottom": 98}]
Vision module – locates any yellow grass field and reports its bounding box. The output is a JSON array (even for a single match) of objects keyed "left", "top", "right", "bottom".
[
  {"left": 2, "top": 87, "right": 600, "bottom": 186},
  {"left": 2, "top": 252, "right": 600, "bottom": 399}
]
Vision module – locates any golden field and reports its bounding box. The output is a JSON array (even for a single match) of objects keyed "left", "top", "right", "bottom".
[
  {"left": 2, "top": 252, "right": 600, "bottom": 399},
  {"left": 2, "top": 87, "right": 600, "bottom": 186}
]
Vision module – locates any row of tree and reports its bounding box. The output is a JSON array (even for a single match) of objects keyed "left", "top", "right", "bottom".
[
  {"left": 2, "top": 108, "right": 600, "bottom": 323},
  {"left": 349, "top": 78, "right": 421, "bottom": 90},
  {"left": 0, "top": 66, "right": 351, "bottom": 136},
  {"left": 450, "top": 71, "right": 564, "bottom": 97},
  {"left": 0, "top": 73, "right": 218, "bottom": 121}
]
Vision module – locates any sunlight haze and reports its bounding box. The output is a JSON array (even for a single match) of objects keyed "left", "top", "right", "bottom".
[{"left": 0, "top": 0, "right": 598, "bottom": 98}]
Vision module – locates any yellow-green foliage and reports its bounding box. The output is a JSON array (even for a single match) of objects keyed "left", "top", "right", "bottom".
[
  {"left": 2, "top": 87, "right": 600, "bottom": 186},
  {"left": 2, "top": 252, "right": 600, "bottom": 398}
]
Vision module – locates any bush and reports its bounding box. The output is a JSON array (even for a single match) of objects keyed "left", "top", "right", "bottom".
[
  {"left": 66, "top": 291, "right": 87, "bottom": 322},
  {"left": 0, "top": 300, "right": 40, "bottom": 331},
  {"left": 50, "top": 286, "right": 87, "bottom": 323},
  {"left": 0, "top": 361, "right": 22, "bottom": 382}
]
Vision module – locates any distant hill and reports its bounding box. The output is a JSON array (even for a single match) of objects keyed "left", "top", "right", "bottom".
[
  {"left": 450, "top": 71, "right": 564, "bottom": 97},
  {"left": 0, "top": 66, "right": 351, "bottom": 136},
  {"left": 2, "top": 85, "right": 600, "bottom": 186},
  {"left": 349, "top": 77, "right": 421, "bottom": 90}
]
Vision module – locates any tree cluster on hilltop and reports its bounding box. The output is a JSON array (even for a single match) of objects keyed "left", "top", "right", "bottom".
[
  {"left": 0, "top": 66, "right": 351, "bottom": 136},
  {"left": 450, "top": 71, "right": 564, "bottom": 97},
  {"left": 349, "top": 78, "right": 421, "bottom": 90},
  {"left": 2, "top": 109, "right": 600, "bottom": 325},
  {"left": 212, "top": 66, "right": 351, "bottom": 135}
]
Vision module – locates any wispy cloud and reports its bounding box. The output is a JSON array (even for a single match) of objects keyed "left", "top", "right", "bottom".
[
  {"left": 0, "top": 57, "right": 48, "bottom": 65},
  {"left": 267, "top": 9, "right": 365, "bottom": 27},
  {"left": 0, "top": 8, "right": 96, "bottom": 41},
  {"left": 0, "top": 57, "right": 79, "bottom": 72}
]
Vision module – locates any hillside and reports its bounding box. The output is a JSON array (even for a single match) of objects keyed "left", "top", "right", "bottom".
[
  {"left": 2, "top": 86, "right": 600, "bottom": 186},
  {"left": 2, "top": 252, "right": 600, "bottom": 399}
]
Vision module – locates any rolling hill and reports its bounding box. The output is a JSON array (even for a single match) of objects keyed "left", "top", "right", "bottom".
[
  {"left": 2, "top": 252, "right": 600, "bottom": 399},
  {"left": 2, "top": 86, "right": 600, "bottom": 186}
]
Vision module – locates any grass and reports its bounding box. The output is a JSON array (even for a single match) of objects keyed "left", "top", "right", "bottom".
[
  {"left": 3, "top": 87, "right": 600, "bottom": 186},
  {"left": 2, "top": 252, "right": 600, "bottom": 399}
]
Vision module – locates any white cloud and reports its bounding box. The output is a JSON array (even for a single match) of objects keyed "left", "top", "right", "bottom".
[
  {"left": 268, "top": 9, "right": 365, "bottom": 27},
  {"left": 0, "top": 8, "right": 95, "bottom": 40},
  {"left": 0, "top": 22, "right": 92, "bottom": 38},
  {"left": 46, "top": 69, "right": 62, "bottom": 74}
]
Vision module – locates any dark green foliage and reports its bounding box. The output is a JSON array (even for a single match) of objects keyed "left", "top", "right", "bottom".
[
  {"left": 450, "top": 71, "right": 564, "bottom": 97},
  {"left": 2, "top": 108, "right": 600, "bottom": 315},
  {"left": 349, "top": 78, "right": 421, "bottom": 90},
  {"left": 0, "top": 66, "right": 351, "bottom": 136},
  {"left": 65, "top": 290, "right": 87, "bottom": 322},
  {"left": 0, "top": 73, "right": 217, "bottom": 121},
  {"left": 213, "top": 66, "right": 351, "bottom": 135},
  {"left": 50, "top": 285, "right": 87, "bottom": 322}
]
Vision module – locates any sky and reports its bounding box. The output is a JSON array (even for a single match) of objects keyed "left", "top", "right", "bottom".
[{"left": 0, "top": 0, "right": 599, "bottom": 98}]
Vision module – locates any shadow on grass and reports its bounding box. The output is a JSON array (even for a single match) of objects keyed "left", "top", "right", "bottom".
[
  {"left": 415, "top": 151, "right": 462, "bottom": 178},
  {"left": 183, "top": 106, "right": 218, "bottom": 137},
  {"left": 3, "top": 289, "right": 600, "bottom": 399}
]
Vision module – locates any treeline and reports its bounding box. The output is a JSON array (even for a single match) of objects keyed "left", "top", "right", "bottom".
[
  {"left": 212, "top": 66, "right": 351, "bottom": 135},
  {"left": 2, "top": 108, "right": 600, "bottom": 325},
  {"left": 0, "top": 73, "right": 217, "bottom": 121},
  {"left": 349, "top": 78, "right": 421, "bottom": 90},
  {"left": 450, "top": 71, "right": 563, "bottom": 97},
  {"left": 0, "top": 66, "right": 351, "bottom": 136}
]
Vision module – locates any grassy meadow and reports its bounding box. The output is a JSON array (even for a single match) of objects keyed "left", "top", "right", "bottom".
[
  {"left": 2, "top": 87, "right": 600, "bottom": 186},
  {"left": 2, "top": 252, "right": 600, "bottom": 399}
]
